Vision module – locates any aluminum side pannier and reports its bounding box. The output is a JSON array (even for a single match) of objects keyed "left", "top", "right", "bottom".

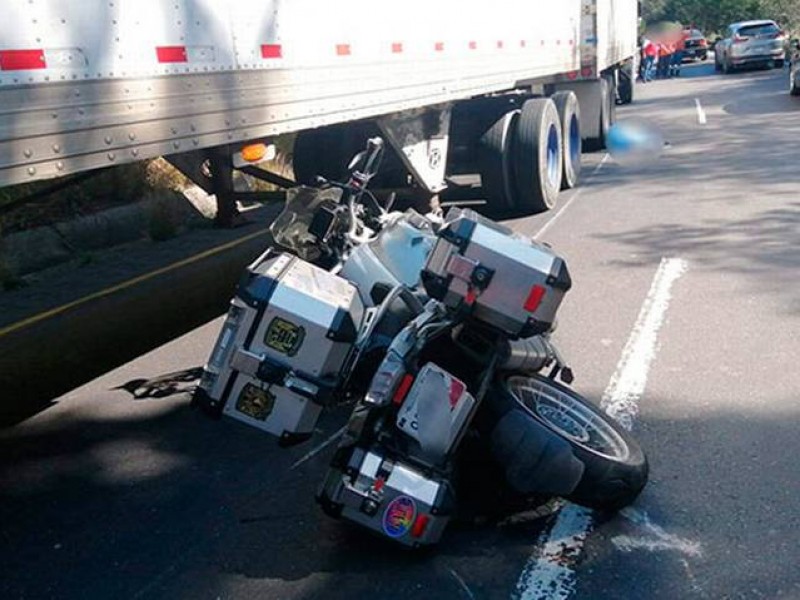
[{"left": 194, "top": 251, "right": 364, "bottom": 445}]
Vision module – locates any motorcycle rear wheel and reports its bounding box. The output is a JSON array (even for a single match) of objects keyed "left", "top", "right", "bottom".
[{"left": 502, "top": 374, "right": 648, "bottom": 511}]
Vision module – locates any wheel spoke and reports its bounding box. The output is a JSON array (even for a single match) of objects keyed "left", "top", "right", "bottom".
[{"left": 507, "top": 376, "right": 629, "bottom": 461}]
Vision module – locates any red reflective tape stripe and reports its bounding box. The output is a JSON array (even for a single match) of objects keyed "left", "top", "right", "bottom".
[
  {"left": 435, "top": 42, "right": 445, "bottom": 52},
  {"left": 468, "top": 41, "right": 477, "bottom": 50},
  {"left": 497, "top": 41, "right": 504, "bottom": 49},
  {"left": 524, "top": 285, "right": 547, "bottom": 313},
  {"left": 261, "top": 44, "right": 282, "bottom": 59},
  {"left": 156, "top": 46, "right": 187, "bottom": 63},
  {"left": 336, "top": 44, "right": 351, "bottom": 56},
  {"left": 0, "top": 49, "right": 46, "bottom": 70},
  {"left": 520, "top": 40, "right": 527, "bottom": 48},
  {"left": 391, "top": 42, "right": 403, "bottom": 54}
]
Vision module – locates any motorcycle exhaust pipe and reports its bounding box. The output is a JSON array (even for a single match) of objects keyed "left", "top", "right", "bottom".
[{"left": 499, "top": 336, "right": 556, "bottom": 372}]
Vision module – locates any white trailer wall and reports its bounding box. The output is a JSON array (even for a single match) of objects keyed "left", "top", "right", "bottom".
[
  {"left": 595, "top": 0, "right": 639, "bottom": 72},
  {"left": 0, "top": 0, "right": 583, "bottom": 187}
]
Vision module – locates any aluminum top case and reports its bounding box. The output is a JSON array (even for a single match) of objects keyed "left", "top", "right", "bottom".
[
  {"left": 421, "top": 208, "right": 571, "bottom": 338},
  {"left": 194, "top": 251, "right": 364, "bottom": 445}
]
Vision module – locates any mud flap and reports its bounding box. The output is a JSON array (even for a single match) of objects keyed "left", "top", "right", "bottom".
[{"left": 490, "top": 409, "right": 584, "bottom": 496}]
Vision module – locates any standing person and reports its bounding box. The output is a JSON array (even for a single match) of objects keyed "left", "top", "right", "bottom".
[
  {"left": 671, "top": 32, "right": 686, "bottom": 76},
  {"left": 658, "top": 39, "right": 673, "bottom": 78},
  {"left": 642, "top": 37, "right": 658, "bottom": 81}
]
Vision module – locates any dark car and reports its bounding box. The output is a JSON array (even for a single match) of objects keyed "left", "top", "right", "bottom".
[{"left": 682, "top": 29, "right": 708, "bottom": 61}]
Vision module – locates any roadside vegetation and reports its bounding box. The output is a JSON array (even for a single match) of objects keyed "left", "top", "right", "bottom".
[{"left": 643, "top": 0, "right": 800, "bottom": 35}]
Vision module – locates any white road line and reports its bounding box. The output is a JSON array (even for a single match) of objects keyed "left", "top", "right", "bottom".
[
  {"left": 601, "top": 258, "right": 689, "bottom": 429},
  {"left": 513, "top": 257, "right": 689, "bottom": 600},
  {"left": 534, "top": 154, "right": 609, "bottom": 240},
  {"left": 694, "top": 98, "right": 707, "bottom": 125},
  {"left": 289, "top": 425, "right": 347, "bottom": 470}
]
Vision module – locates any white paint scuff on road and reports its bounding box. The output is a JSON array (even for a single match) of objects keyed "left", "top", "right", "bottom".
[
  {"left": 514, "top": 504, "right": 593, "bottom": 600},
  {"left": 449, "top": 568, "right": 477, "bottom": 600},
  {"left": 601, "top": 257, "right": 689, "bottom": 430},
  {"left": 534, "top": 154, "right": 609, "bottom": 240},
  {"left": 613, "top": 507, "right": 703, "bottom": 558},
  {"left": 513, "top": 257, "right": 688, "bottom": 600},
  {"left": 694, "top": 98, "right": 707, "bottom": 125}
]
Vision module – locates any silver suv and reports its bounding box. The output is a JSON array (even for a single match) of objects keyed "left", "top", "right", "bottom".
[{"left": 715, "top": 20, "right": 786, "bottom": 73}]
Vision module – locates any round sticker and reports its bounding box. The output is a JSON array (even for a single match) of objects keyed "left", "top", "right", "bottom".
[{"left": 382, "top": 495, "right": 417, "bottom": 538}]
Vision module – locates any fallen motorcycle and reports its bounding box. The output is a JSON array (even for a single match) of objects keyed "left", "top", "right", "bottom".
[{"left": 193, "top": 137, "right": 648, "bottom": 547}]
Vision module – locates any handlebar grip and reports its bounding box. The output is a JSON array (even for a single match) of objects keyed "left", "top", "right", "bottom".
[{"left": 363, "top": 137, "right": 384, "bottom": 174}]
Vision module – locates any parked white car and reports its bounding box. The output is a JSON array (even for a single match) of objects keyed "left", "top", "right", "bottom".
[{"left": 714, "top": 20, "right": 786, "bottom": 73}]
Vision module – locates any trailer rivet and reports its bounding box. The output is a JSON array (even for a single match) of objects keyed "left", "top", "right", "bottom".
[
  {"left": 108, "top": 153, "right": 116, "bottom": 161},
  {"left": 23, "top": 149, "right": 33, "bottom": 158},
  {"left": 105, "top": 136, "right": 113, "bottom": 145},
  {"left": 128, "top": 132, "right": 136, "bottom": 141},
  {"left": 132, "top": 149, "right": 139, "bottom": 157},
  {"left": 52, "top": 144, "right": 61, "bottom": 153},
  {"left": 28, "top": 167, "right": 36, "bottom": 176},
  {"left": 173, "top": 142, "right": 181, "bottom": 150},
  {"left": 56, "top": 162, "right": 64, "bottom": 171}
]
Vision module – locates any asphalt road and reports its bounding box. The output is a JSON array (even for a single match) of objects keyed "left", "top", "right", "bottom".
[{"left": 2, "top": 60, "right": 800, "bottom": 600}]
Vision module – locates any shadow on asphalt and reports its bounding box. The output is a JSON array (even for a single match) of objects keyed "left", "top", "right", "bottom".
[{"left": 2, "top": 396, "right": 798, "bottom": 599}]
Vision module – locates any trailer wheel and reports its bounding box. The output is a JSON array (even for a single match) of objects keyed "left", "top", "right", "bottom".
[
  {"left": 585, "top": 78, "right": 612, "bottom": 152},
  {"left": 512, "top": 98, "right": 562, "bottom": 214},
  {"left": 617, "top": 61, "right": 634, "bottom": 105},
  {"left": 550, "top": 92, "right": 582, "bottom": 190},
  {"left": 479, "top": 109, "right": 520, "bottom": 216}
]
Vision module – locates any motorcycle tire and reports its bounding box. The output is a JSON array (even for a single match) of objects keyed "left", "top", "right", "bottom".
[{"left": 498, "top": 374, "right": 648, "bottom": 512}]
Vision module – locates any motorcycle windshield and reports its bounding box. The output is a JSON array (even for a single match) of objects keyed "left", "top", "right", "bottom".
[{"left": 270, "top": 186, "right": 342, "bottom": 260}]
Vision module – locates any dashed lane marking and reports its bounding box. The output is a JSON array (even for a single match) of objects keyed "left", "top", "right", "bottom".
[
  {"left": 534, "top": 154, "right": 610, "bottom": 240},
  {"left": 694, "top": 98, "right": 707, "bottom": 125}
]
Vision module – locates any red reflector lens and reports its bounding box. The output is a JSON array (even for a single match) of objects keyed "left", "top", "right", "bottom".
[
  {"left": 411, "top": 514, "right": 430, "bottom": 538},
  {"left": 392, "top": 374, "right": 414, "bottom": 406},
  {"left": 156, "top": 46, "right": 188, "bottom": 63},
  {"left": 524, "top": 285, "right": 546, "bottom": 313},
  {"left": 261, "top": 44, "right": 283, "bottom": 59},
  {"left": 0, "top": 49, "right": 46, "bottom": 71}
]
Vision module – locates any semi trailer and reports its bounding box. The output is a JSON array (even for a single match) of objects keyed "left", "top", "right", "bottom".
[{"left": 0, "top": 0, "right": 638, "bottom": 221}]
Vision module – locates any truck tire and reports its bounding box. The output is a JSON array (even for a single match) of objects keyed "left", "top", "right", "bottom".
[
  {"left": 479, "top": 109, "right": 521, "bottom": 216},
  {"left": 498, "top": 374, "right": 649, "bottom": 512},
  {"left": 550, "top": 91, "right": 582, "bottom": 190},
  {"left": 584, "top": 78, "right": 612, "bottom": 152},
  {"left": 617, "top": 61, "right": 634, "bottom": 105},
  {"left": 512, "top": 98, "right": 562, "bottom": 214},
  {"left": 606, "top": 73, "right": 618, "bottom": 128}
]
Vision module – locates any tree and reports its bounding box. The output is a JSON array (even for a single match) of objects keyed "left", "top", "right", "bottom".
[{"left": 641, "top": 0, "right": 800, "bottom": 34}]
